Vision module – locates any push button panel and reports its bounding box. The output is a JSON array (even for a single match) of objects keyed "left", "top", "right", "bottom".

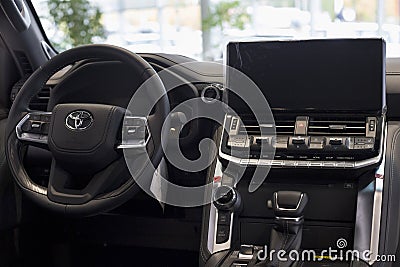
[
  {"left": 222, "top": 115, "right": 381, "bottom": 164},
  {"left": 216, "top": 210, "right": 232, "bottom": 244}
]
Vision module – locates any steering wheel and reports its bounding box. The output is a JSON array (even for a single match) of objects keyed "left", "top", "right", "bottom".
[{"left": 5, "top": 45, "right": 169, "bottom": 216}]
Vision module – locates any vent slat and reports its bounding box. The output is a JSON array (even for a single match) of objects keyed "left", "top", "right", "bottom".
[
  {"left": 307, "top": 132, "right": 365, "bottom": 136},
  {"left": 308, "top": 116, "right": 366, "bottom": 136},
  {"left": 236, "top": 116, "right": 366, "bottom": 136},
  {"left": 311, "top": 121, "right": 364, "bottom": 124},
  {"left": 238, "top": 116, "right": 295, "bottom": 136}
]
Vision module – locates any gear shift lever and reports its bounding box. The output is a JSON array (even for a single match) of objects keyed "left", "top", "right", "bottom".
[
  {"left": 272, "top": 191, "right": 308, "bottom": 219},
  {"left": 256, "top": 191, "right": 308, "bottom": 267}
]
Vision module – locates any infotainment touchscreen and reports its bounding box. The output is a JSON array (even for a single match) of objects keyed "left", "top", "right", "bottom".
[{"left": 226, "top": 39, "right": 385, "bottom": 114}]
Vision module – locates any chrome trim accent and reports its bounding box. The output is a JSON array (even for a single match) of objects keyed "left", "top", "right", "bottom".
[
  {"left": 368, "top": 124, "right": 387, "bottom": 265},
  {"left": 201, "top": 84, "right": 220, "bottom": 104},
  {"left": 274, "top": 192, "right": 304, "bottom": 211},
  {"left": 25, "top": 179, "right": 47, "bottom": 195},
  {"left": 353, "top": 123, "right": 387, "bottom": 264},
  {"left": 219, "top": 115, "right": 386, "bottom": 169},
  {"left": 238, "top": 245, "right": 254, "bottom": 260},
  {"left": 275, "top": 216, "right": 303, "bottom": 222},
  {"left": 213, "top": 185, "right": 237, "bottom": 207},
  {"left": 41, "top": 41, "right": 54, "bottom": 60},
  {"left": 65, "top": 110, "right": 93, "bottom": 131},
  {"left": 231, "top": 263, "right": 248, "bottom": 266},
  {"left": 369, "top": 177, "right": 384, "bottom": 265},
  {"left": 117, "top": 116, "right": 151, "bottom": 149},
  {"left": 16, "top": 112, "right": 52, "bottom": 144},
  {"left": 207, "top": 160, "right": 234, "bottom": 254}
]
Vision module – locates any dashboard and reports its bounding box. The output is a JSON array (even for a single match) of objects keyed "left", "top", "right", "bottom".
[
  {"left": 7, "top": 38, "right": 400, "bottom": 267},
  {"left": 18, "top": 43, "right": 400, "bottom": 183}
]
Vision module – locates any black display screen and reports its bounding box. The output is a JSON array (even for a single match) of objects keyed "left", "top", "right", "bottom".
[{"left": 226, "top": 39, "right": 385, "bottom": 113}]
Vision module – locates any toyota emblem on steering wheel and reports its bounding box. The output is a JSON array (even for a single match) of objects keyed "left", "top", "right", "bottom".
[{"left": 65, "top": 110, "right": 93, "bottom": 131}]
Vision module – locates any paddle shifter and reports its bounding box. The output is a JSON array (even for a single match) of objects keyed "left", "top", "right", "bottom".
[{"left": 266, "top": 191, "right": 309, "bottom": 267}]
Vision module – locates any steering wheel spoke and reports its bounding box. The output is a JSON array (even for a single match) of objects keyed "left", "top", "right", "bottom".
[
  {"left": 16, "top": 111, "right": 52, "bottom": 147},
  {"left": 47, "top": 157, "right": 130, "bottom": 205},
  {"left": 117, "top": 115, "right": 151, "bottom": 149}
]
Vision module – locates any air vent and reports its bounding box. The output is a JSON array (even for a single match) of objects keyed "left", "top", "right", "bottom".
[
  {"left": 308, "top": 117, "right": 366, "bottom": 136},
  {"left": 29, "top": 86, "right": 51, "bottom": 111},
  {"left": 14, "top": 51, "right": 33, "bottom": 74},
  {"left": 238, "top": 115, "right": 295, "bottom": 136}
]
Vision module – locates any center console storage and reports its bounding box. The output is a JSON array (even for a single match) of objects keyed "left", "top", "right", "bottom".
[{"left": 200, "top": 39, "right": 386, "bottom": 267}]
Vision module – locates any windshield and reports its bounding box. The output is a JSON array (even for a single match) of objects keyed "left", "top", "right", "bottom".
[{"left": 32, "top": 0, "right": 400, "bottom": 60}]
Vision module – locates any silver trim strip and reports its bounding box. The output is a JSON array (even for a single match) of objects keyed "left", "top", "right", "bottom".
[
  {"left": 201, "top": 84, "right": 221, "bottom": 104},
  {"left": 275, "top": 216, "right": 303, "bottom": 222},
  {"left": 368, "top": 124, "right": 387, "bottom": 265},
  {"left": 238, "top": 245, "right": 254, "bottom": 260},
  {"left": 274, "top": 192, "right": 304, "bottom": 211},
  {"left": 207, "top": 160, "right": 234, "bottom": 254},
  {"left": 353, "top": 123, "right": 387, "bottom": 264},
  {"left": 369, "top": 177, "right": 383, "bottom": 265},
  {"left": 41, "top": 41, "right": 54, "bottom": 60}
]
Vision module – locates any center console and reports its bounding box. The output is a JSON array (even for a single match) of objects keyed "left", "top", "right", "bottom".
[{"left": 200, "top": 39, "right": 387, "bottom": 267}]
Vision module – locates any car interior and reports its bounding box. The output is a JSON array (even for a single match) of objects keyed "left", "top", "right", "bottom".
[{"left": 1, "top": 1, "right": 400, "bottom": 267}]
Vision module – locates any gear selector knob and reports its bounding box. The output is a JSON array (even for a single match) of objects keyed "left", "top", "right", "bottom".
[{"left": 272, "top": 191, "right": 308, "bottom": 218}]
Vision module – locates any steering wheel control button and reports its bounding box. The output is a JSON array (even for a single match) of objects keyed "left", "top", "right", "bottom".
[
  {"left": 40, "top": 114, "right": 52, "bottom": 123},
  {"left": 29, "top": 114, "right": 42, "bottom": 121},
  {"left": 22, "top": 120, "right": 41, "bottom": 133},
  {"left": 126, "top": 126, "right": 145, "bottom": 138},
  {"left": 119, "top": 116, "right": 150, "bottom": 149}
]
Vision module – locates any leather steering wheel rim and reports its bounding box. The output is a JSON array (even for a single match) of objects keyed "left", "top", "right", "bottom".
[{"left": 5, "top": 44, "right": 169, "bottom": 216}]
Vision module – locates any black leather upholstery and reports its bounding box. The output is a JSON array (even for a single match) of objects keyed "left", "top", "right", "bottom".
[
  {"left": 378, "top": 122, "right": 400, "bottom": 267},
  {"left": 0, "top": 118, "right": 18, "bottom": 230}
]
